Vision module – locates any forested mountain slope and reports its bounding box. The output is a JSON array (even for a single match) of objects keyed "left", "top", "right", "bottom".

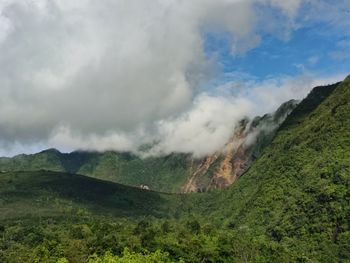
[{"left": 189, "top": 77, "right": 350, "bottom": 261}]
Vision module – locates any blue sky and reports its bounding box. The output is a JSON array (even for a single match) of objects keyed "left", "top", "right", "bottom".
[{"left": 204, "top": 8, "right": 350, "bottom": 83}]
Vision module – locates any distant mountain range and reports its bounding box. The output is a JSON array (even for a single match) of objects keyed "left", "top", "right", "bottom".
[{"left": 0, "top": 100, "right": 298, "bottom": 193}]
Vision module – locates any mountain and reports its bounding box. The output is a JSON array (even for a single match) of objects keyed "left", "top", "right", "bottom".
[
  {"left": 0, "top": 100, "right": 297, "bottom": 193},
  {"left": 187, "top": 77, "right": 350, "bottom": 261},
  {"left": 1, "top": 76, "right": 349, "bottom": 262},
  {"left": 182, "top": 99, "right": 298, "bottom": 193}
]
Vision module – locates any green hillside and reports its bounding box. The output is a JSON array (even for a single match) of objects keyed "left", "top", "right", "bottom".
[
  {"left": 0, "top": 171, "right": 182, "bottom": 220},
  {"left": 1, "top": 76, "right": 350, "bottom": 262},
  {"left": 0, "top": 171, "right": 186, "bottom": 262},
  {"left": 0, "top": 151, "right": 193, "bottom": 193},
  {"left": 189, "top": 77, "right": 350, "bottom": 261}
]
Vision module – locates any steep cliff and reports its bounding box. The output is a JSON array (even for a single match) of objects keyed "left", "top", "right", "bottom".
[{"left": 182, "top": 99, "right": 298, "bottom": 192}]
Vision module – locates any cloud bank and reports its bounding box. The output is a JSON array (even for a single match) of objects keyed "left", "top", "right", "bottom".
[{"left": 0, "top": 0, "right": 347, "bottom": 157}]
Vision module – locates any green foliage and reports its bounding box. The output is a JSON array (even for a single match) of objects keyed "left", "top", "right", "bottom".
[
  {"left": 88, "top": 249, "right": 183, "bottom": 263},
  {"left": 186, "top": 219, "right": 201, "bottom": 234}
]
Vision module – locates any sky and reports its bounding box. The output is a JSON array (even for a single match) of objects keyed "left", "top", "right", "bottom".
[{"left": 0, "top": 0, "right": 349, "bottom": 157}]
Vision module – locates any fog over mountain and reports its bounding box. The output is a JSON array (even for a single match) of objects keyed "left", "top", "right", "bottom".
[{"left": 0, "top": 0, "right": 348, "bottom": 156}]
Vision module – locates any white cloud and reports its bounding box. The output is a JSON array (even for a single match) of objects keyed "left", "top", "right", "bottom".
[
  {"left": 301, "top": 0, "right": 350, "bottom": 34},
  {"left": 267, "top": 0, "right": 302, "bottom": 17},
  {"left": 218, "top": 72, "right": 348, "bottom": 116},
  {"left": 0, "top": 0, "right": 304, "bottom": 155},
  {"left": 0, "top": 0, "right": 346, "bottom": 157},
  {"left": 329, "top": 40, "right": 350, "bottom": 61},
  {"left": 48, "top": 126, "right": 136, "bottom": 153},
  {"left": 149, "top": 94, "right": 253, "bottom": 157},
  {"left": 308, "top": 56, "right": 320, "bottom": 65},
  {"left": 41, "top": 72, "right": 347, "bottom": 158}
]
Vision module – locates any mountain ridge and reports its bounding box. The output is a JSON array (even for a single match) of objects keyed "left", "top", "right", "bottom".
[{"left": 0, "top": 100, "right": 298, "bottom": 193}]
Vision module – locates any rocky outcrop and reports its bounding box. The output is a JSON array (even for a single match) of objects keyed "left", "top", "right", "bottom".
[{"left": 182, "top": 99, "right": 299, "bottom": 193}]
